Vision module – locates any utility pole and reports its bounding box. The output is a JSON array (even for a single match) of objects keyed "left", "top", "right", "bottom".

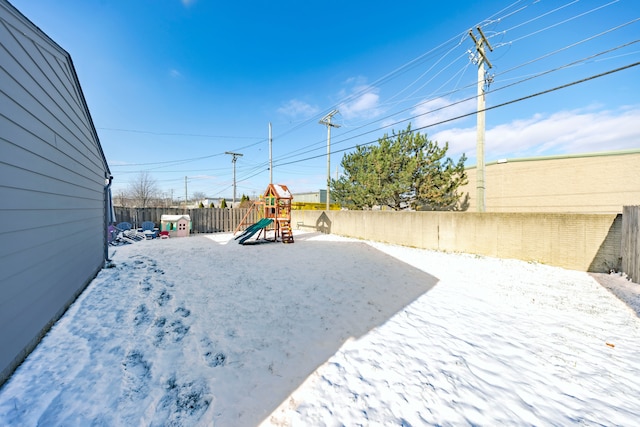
[
  {"left": 469, "top": 26, "right": 493, "bottom": 212},
  {"left": 225, "top": 151, "right": 243, "bottom": 204},
  {"left": 184, "top": 176, "right": 188, "bottom": 212},
  {"left": 319, "top": 109, "right": 340, "bottom": 211},
  {"left": 269, "top": 122, "right": 273, "bottom": 184}
]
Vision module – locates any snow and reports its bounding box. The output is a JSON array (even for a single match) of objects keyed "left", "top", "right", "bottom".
[
  {"left": 1, "top": 231, "right": 639, "bottom": 426},
  {"left": 272, "top": 184, "right": 291, "bottom": 199}
]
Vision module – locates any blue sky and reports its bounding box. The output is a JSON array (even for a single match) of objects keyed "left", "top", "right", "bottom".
[{"left": 10, "top": 0, "right": 640, "bottom": 201}]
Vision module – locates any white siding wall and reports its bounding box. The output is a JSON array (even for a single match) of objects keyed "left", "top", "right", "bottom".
[{"left": 0, "top": 1, "right": 110, "bottom": 385}]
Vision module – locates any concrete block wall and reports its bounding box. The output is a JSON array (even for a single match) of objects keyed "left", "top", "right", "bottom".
[{"left": 292, "top": 210, "right": 622, "bottom": 273}]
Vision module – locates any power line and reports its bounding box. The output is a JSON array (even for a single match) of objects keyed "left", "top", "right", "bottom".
[
  {"left": 110, "top": 153, "right": 226, "bottom": 167},
  {"left": 268, "top": 17, "right": 638, "bottom": 168},
  {"left": 111, "top": 0, "right": 637, "bottom": 196},
  {"left": 273, "top": 61, "right": 639, "bottom": 168},
  {"left": 115, "top": 40, "right": 638, "bottom": 180},
  {"left": 488, "top": 0, "right": 582, "bottom": 42},
  {"left": 98, "top": 127, "right": 262, "bottom": 139},
  {"left": 492, "top": 0, "right": 622, "bottom": 49},
  {"left": 273, "top": 38, "right": 639, "bottom": 167},
  {"left": 114, "top": 2, "right": 634, "bottom": 179},
  {"left": 494, "top": 18, "right": 640, "bottom": 79}
]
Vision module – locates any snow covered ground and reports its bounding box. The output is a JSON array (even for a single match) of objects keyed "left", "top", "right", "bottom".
[{"left": 1, "top": 231, "right": 639, "bottom": 426}]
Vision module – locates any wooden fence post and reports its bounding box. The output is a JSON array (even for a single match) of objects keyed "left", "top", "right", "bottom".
[
  {"left": 622, "top": 206, "right": 640, "bottom": 283},
  {"left": 113, "top": 206, "right": 257, "bottom": 234}
]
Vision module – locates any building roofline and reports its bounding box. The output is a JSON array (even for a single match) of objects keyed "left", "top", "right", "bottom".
[
  {"left": 2, "top": 0, "right": 111, "bottom": 177},
  {"left": 465, "top": 148, "right": 640, "bottom": 170}
]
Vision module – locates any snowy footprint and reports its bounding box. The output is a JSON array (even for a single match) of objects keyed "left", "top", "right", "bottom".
[
  {"left": 150, "top": 375, "right": 212, "bottom": 425},
  {"left": 199, "top": 338, "right": 227, "bottom": 367},
  {"left": 121, "top": 350, "right": 152, "bottom": 400}
]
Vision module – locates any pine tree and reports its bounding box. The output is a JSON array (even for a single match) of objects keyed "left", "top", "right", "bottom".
[
  {"left": 220, "top": 198, "right": 227, "bottom": 209},
  {"left": 331, "top": 124, "right": 468, "bottom": 210}
]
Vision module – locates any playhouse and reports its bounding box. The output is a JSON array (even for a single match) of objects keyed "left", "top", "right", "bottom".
[
  {"left": 235, "top": 183, "right": 294, "bottom": 244},
  {"left": 263, "top": 183, "right": 294, "bottom": 243},
  {"left": 160, "top": 214, "right": 191, "bottom": 238}
]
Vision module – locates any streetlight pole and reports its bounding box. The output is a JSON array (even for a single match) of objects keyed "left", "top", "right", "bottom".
[{"left": 319, "top": 109, "right": 340, "bottom": 211}]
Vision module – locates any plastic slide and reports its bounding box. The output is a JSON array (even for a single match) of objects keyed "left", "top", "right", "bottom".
[{"left": 237, "top": 218, "right": 274, "bottom": 244}]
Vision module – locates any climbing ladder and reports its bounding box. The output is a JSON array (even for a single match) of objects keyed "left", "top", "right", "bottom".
[{"left": 278, "top": 219, "right": 294, "bottom": 244}]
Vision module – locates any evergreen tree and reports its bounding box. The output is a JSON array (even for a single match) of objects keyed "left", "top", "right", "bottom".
[
  {"left": 331, "top": 124, "right": 468, "bottom": 210},
  {"left": 220, "top": 198, "right": 227, "bottom": 209},
  {"left": 239, "top": 194, "right": 252, "bottom": 209}
]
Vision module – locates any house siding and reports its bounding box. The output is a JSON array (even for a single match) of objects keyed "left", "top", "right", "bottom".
[{"left": 0, "top": 0, "right": 110, "bottom": 385}]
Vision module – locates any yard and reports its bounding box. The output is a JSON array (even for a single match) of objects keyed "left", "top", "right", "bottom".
[{"left": 1, "top": 231, "right": 639, "bottom": 426}]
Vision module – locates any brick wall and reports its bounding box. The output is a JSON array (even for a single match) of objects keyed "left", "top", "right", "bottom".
[{"left": 462, "top": 150, "right": 640, "bottom": 213}]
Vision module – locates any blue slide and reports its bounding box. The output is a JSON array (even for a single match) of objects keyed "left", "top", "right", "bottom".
[{"left": 236, "top": 218, "right": 274, "bottom": 245}]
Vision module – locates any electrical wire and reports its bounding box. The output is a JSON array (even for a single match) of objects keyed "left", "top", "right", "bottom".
[
  {"left": 114, "top": 1, "right": 629, "bottom": 175},
  {"left": 272, "top": 18, "right": 640, "bottom": 166},
  {"left": 98, "top": 127, "right": 262, "bottom": 139},
  {"left": 272, "top": 61, "right": 640, "bottom": 168},
  {"left": 492, "top": 0, "right": 622, "bottom": 49},
  {"left": 112, "top": 0, "right": 637, "bottom": 195},
  {"left": 488, "top": 0, "right": 581, "bottom": 42},
  {"left": 269, "top": 39, "right": 638, "bottom": 168},
  {"left": 268, "top": 10, "right": 638, "bottom": 168},
  {"left": 140, "top": 37, "right": 638, "bottom": 183}
]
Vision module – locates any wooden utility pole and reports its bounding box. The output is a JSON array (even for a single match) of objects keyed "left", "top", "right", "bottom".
[
  {"left": 469, "top": 26, "right": 493, "bottom": 212},
  {"left": 319, "top": 110, "right": 340, "bottom": 211},
  {"left": 269, "top": 122, "right": 273, "bottom": 184},
  {"left": 225, "top": 151, "right": 243, "bottom": 204}
]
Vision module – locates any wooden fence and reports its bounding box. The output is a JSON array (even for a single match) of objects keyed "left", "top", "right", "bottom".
[
  {"left": 113, "top": 207, "right": 260, "bottom": 234},
  {"left": 622, "top": 206, "right": 640, "bottom": 283}
]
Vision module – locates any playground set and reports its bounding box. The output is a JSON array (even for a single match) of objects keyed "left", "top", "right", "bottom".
[{"left": 234, "top": 183, "right": 294, "bottom": 245}]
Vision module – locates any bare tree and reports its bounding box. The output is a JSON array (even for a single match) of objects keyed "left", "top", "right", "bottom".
[
  {"left": 192, "top": 191, "right": 206, "bottom": 202},
  {"left": 128, "top": 171, "right": 159, "bottom": 208},
  {"left": 114, "top": 189, "right": 130, "bottom": 207}
]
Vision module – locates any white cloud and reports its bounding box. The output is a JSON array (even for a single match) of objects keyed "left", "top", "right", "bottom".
[
  {"left": 431, "top": 106, "right": 640, "bottom": 161},
  {"left": 340, "top": 91, "right": 381, "bottom": 120},
  {"left": 181, "top": 0, "right": 196, "bottom": 7},
  {"left": 277, "top": 99, "right": 319, "bottom": 118},
  {"left": 337, "top": 77, "right": 382, "bottom": 120},
  {"left": 169, "top": 69, "right": 182, "bottom": 78}
]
